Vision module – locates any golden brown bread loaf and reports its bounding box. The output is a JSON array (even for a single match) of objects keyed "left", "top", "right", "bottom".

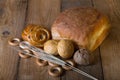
[{"left": 51, "top": 7, "right": 110, "bottom": 52}]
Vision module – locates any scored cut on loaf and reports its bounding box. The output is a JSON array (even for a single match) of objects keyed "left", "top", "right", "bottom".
[{"left": 51, "top": 7, "right": 111, "bottom": 52}]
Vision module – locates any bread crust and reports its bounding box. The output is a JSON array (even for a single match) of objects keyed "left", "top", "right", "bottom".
[{"left": 51, "top": 7, "right": 110, "bottom": 52}]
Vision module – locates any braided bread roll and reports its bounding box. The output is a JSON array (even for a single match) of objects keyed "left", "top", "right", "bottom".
[{"left": 22, "top": 24, "right": 51, "bottom": 47}]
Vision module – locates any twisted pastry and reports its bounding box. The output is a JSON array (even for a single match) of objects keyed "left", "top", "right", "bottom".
[{"left": 22, "top": 24, "right": 51, "bottom": 47}]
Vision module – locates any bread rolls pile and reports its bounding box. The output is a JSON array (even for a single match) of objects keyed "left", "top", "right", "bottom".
[{"left": 22, "top": 7, "right": 110, "bottom": 68}]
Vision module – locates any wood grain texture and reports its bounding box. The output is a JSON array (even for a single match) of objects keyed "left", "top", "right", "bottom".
[
  {"left": 26, "top": 0, "right": 61, "bottom": 30},
  {"left": 17, "top": 0, "right": 61, "bottom": 80},
  {"left": 62, "top": 0, "right": 93, "bottom": 11},
  {"left": 0, "top": 0, "right": 27, "bottom": 80},
  {"left": 93, "top": 0, "right": 120, "bottom": 80},
  {"left": 61, "top": 0, "right": 103, "bottom": 80},
  {"left": 0, "top": 0, "right": 120, "bottom": 80}
]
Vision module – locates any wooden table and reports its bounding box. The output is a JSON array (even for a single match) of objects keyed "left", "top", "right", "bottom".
[{"left": 0, "top": 0, "right": 120, "bottom": 80}]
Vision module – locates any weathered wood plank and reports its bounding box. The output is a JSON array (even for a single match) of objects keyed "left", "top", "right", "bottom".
[
  {"left": 26, "top": 0, "right": 61, "bottom": 30},
  {"left": 17, "top": 0, "right": 61, "bottom": 80},
  {"left": 62, "top": 0, "right": 93, "bottom": 11},
  {"left": 1, "top": 0, "right": 119, "bottom": 80},
  {"left": 93, "top": 0, "right": 120, "bottom": 80},
  {"left": 61, "top": 0, "right": 103, "bottom": 80},
  {"left": 0, "top": 0, "right": 27, "bottom": 80}
]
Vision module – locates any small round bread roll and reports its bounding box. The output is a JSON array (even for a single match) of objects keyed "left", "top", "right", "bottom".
[
  {"left": 57, "top": 40, "right": 74, "bottom": 59},
  {"left": 44, "top": 40, "right": 59, "bottom": 55},
  {"left": 51, "top": 7, "right": 111, "bottom": 52},
  {"left": 73, "top": 48, "right": 94, "bottom": 65}
]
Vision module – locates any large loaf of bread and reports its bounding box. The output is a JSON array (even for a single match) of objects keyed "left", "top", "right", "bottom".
[{"left": 51, "top": 7, "right": 110, "bottom": 52}]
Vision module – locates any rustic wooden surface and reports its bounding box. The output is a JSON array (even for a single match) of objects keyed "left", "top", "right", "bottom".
[{"left": 0, "top": 0, "right": 120, "bottom": 80}]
